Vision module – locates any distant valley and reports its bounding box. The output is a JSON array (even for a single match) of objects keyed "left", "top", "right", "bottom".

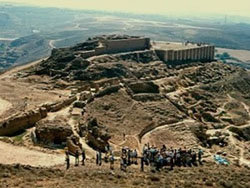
[{"left": 1, "top": 5, "right": 250, "bottom": 71}]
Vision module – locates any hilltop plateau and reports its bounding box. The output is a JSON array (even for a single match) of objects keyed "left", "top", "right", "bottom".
[{"left": 0, "top": 35, "right": 250, "bottom": 187}]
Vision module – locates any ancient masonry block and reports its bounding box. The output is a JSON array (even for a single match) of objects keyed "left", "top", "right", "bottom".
[{"left": 154, "top": 42, "right": 215, "bottom": 63}]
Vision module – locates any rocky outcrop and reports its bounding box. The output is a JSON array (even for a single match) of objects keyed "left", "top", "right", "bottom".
[
  {"left": 30, "top": 35, "right": 154, "bottom": 81},
  {"left": 94, "top": 85, "right": 121, "bottom": 98},
  {"left": 79, "top": 91, "right": 93, "bottom": 101},
  {"left": 132, "top": 93, "right": 164, "bottom": 102},
  {"left": 73, "top": 101, "right": 86, "bottom": 109},
  {"left": 79, "top": 118, "right": 111, "bottom": 152},
  {"left": 191, "top": 125, "right": 229, "bottom": 147},
  {"left": 202, "top": 112, "right": 220, "bottom": 123},
  {"left": 207, "top": 131, "right": 229, "bottom": 147},
  {"left": 127, "top": 81, "right": 159, "bottom": 94},
  {"left": 0, "top": 96, "right": 77, "bottom": 137},
  {"left": 66, "top": 135, "right": 82, "bottom": 156},
  {"left": 0, "top": 107, "right": 47, "bottom": 136},
  {"left": 90, "top": 50, "right": 158, "bottom": 64},
  {"left": 35, "top": 120, "right": 73, "bottom": 146},
  {"left": 229, "top": 126, "right": 250, "bottom": 141}
]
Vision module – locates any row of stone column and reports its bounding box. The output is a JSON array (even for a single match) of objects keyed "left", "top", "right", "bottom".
[{"left": 165, "top": 45, "right": 215, "bottom": 62}]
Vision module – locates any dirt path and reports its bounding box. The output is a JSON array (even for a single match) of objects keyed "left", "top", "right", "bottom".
[
  {"left": 49, "top": 40, "right": 56, "bottom": 49},
  {"left": 46, "top": 106, "right": 70, "bottom": 121},
  {"left": 0, "top": 141, "right": 64, "bottom": 167},
  {"left": 140, "top": 119, "right": 196, "bottom": 148},
  {"left": 227, "top": 97, "right": 250, "bottom": 167},
  {"left": 207, "top": 94, "right": 250, "bottom": 167},
  {"left": 227, "top": 131, "right": 250, "bottom": 167},
  {"left": 68, "top": 118, "right": 96, "bottom": 159},
  {"left": 207, "top": 126, "right": 250, "bottom": 167},
  {"left": 45, "top": 104, "right": 96, "bottom": 158}
]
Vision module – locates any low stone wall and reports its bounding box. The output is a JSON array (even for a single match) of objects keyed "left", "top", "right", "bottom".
[
  {"left": 102, "top": 38, "right": 150, "bottom": 54},
  {"left": 0, "top": 107, "right": 47, "bottom": 136},
  {"left": 41, "top": 96, "right": 77, "bottom": 112},
  {"left": 138, "top": 118, "right": 179, "bottom": 141},
  {"left": 94, "top": 85, "right": 121, "bottom": 98},
  {"left": 76, "top": 37, "right": 151, "bottom": 60},
  {"left": 0, "top": 96, "right": 77, "bottom": 136}
]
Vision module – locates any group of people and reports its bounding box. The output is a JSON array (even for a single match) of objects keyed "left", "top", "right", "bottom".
[
  {"left": 120, "top": 147, "right": 138, "bottom": 171},
  {"left": 65, "top": 143, "right": 204, "bottom": 172},
  {"left": 139, "top": 144, "right": 204, "bottom": 172},
  {"left": 96, "top": 148, "right": 115, "bottom": 170},
  {"left": 65, "top": 149, "right": 86, "bottom": 170}
]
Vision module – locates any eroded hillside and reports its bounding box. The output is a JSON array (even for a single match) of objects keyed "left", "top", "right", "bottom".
[{"left": 0, "top": 36, "right": 250, "bottom": 187}]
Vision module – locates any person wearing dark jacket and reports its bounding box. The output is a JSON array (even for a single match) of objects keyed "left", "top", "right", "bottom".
[
  {"left": 75, "top": 150, "right": 79, "bottom": 166},
  {"left": 82, "top": 149, "right": 86, "bottom": 166},
  {"left": 65, "top": 151, "right": 70, "bottom": 170}
]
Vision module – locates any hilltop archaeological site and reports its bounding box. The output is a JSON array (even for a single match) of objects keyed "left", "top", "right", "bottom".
[{"left": 0, "top": 35, "right": 250, "bottom": 187}]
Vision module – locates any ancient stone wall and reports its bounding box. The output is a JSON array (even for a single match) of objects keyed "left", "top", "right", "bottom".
[
  {"left": 102, "top": 38, "right": 150, "bottom": 54},
  {"left": 0, "top": 107, "right": 47, "bottom": 136},
  {"left": 155, "top": 45, "right": 215, "bottom": 64},
  {"left": 0, "top": 96, "right": 77, "bottom": 136},
  {"left": 76, "top": 37, "right": 151, "bottom": 60},
  {"left": 42, "top": 96, "right": 77, "bottom": 112}
]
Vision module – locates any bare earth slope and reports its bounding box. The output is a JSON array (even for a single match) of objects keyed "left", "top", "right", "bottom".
[{"left": 0, "top": 37, "right": 250, "bottom": 187}]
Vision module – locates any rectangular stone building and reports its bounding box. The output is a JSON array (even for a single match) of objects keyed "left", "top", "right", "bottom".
[{"left": 153, "top": 42, "right": 215, "bottom": 64}]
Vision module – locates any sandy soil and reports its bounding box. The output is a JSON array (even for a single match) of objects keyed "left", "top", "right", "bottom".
[
  {"left": 0, "top": 141, "right": 64, "bottom": 167},
  {"left": 0, "top": 58, "right": 71, "bottom": 120},
  {"left": 0, "top": 98, "right": 12, "bottom": 116}
]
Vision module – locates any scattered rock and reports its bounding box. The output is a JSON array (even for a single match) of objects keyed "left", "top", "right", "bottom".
[
  {"left": 79, "top": 118, "right": 111, "bottom": 152},
  {"left": 0, "top": 107, "right": 47, "bottom": 136},
  {"left": 35, "top": 120, "right": 73, "bottom": 146}
]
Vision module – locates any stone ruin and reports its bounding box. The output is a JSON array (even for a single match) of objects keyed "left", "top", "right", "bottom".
[
  {"left": 79, "top": 117, "right": 111, "bottom": 152},
  {"left": 35, "top": 120, "right": 73, "bottom": 147},
  {"left": 66, "top": 135, "right": 82, "bottom": 156},
  {"left": 0, "top": 96, "right": 77, "bottom": 137},
  {"left": 71, "top": 34, "right": 151, "bottom": 59},
  {"left": 72, "top": 34, "right": 215, "bottom": 64},
  {"left": 30, "top": 34, "right": 217, "bottom": 86},
  {"left": 153, "top": 41, "right": 215, "bottom": 64}
]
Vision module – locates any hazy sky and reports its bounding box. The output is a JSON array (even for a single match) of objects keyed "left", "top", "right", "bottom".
[{"left": 1, "top": 0, "right": 250, "bottom": 17}]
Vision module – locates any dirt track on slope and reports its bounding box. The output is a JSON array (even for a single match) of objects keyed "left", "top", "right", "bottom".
[{"left": 0, "top": 141, "right": 64, "bottom": 167}]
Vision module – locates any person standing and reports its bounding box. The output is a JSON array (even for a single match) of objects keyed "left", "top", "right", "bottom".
[
  {"left": 75, "top": 150, "right": 79, "bottom": 166},
  {"left": 98, "top": 150, "right": 102, "bottom": 166},
  {"left": 120, "top": 149, "right": 127, "bottom": 171},
  {"left": 123, "top": 133, "right": 126, "bottom": 141},
  {"left": 65, "top": 151, "right": 70, "bottom": 170},
  {"left": 96, "top": 151, "right": 99, "bottom": 165},
  {"left": 198, "top": 149, "right": 203, "bottom": 165},
  {"left": 127, "top": 149, "right": 131, "bottom": 166},
  {"left": 140, "top": 156, "right": 144, "bottom": 172},
  {"left": 109, "top": 151, "right": 115, "bottom": 170},
  {"left": 134, "top": 149, "right": 138, "bottom": 165},
  {"left": 82, "top": 149, "right": 86, "bottom": 166}
]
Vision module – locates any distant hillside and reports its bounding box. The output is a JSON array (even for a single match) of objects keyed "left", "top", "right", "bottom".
[{"left": 1, "top": 5, "right": 250, "bottom": 71}]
